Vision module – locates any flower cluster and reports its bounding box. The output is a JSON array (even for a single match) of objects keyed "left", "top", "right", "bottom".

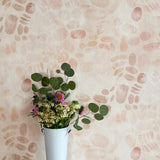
[
  {"left": 29, "top": 63, "right": 109, "bottom": 130},
  {"left": 31, "top": 92, "right": 84, "bottom": 129}
]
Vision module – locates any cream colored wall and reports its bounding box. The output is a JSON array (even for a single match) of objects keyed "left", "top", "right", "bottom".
[{"left": 0, "top": 0, "right": 160, "bottom": 159}]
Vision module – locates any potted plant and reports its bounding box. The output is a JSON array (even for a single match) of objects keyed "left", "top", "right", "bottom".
[{"left": 29, "top": 63, "right": 109, "bottom": 160}]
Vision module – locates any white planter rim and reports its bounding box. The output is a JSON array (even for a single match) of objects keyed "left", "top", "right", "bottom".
[{"left": 44, "top": 127, "right": 68, "bottom": 130}]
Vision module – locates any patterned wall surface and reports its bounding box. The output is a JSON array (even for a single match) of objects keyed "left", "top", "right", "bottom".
[{"left": 0, "top": 0, "right": 160, "bottom": 159}]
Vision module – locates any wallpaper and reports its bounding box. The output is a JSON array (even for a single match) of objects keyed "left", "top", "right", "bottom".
[{"left": 0, "top": 0, "right": 160, "bottom": 160}]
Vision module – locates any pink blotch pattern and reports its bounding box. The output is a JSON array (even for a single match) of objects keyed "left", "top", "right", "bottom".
[
  {"left": 71, "top": 30, "right": 86, "bottom": 39},
  {"left": 130, "top": 147, "right": 141, "bottom": 160},
  {"left": 0, "top": 0, "right": 160, "bottom": 160},
  {"left": 131, "top": 7, "right": 142, "bottom": 21},
  {"left": 140, "top": 32, "right": 151, "bottom": 41}
]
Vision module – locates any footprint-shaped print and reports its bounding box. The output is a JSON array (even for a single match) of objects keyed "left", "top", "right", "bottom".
[
  {"left": 0, "top": 0, "right": 35, "bottom": 41},
  {"left": 92, "top": 53, "right": 147, "bottom": 111},
  {"left": 0, "top": 106, "right": 38, "bottom": 160},
  {"left": 2, "top": 123, "right": 38, "bottom": 160}
]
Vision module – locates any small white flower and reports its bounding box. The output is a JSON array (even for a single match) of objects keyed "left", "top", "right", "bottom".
[
  {"left": 38, "top": 112, "right": 43, "bottom": 116},
  {"left": 72, "top": 104, "right": 80, "bottom": 109},
  {"left": 65, "top": 106, "right": 70, "bottom": 111},
  {"left": 45, "top": 103, "right": 50, "bottom": 108},
  {"left": 63, "top": 110, "right": 67, "bottom": 114},
  {"left": 44, "top": 119, "right": 49, "bottom": 123},
  {"left": 51, "top": 119, "right": 55, "bottom": 124},
  {"left": 70, "top": 111, "right": 74, "bottom": 115},
  {"left": 38, "top": 118, "right": 42, "bottom": 122}
]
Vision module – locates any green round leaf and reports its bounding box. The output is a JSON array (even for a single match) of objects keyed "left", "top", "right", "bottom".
[
  {"left": 54, "top": 85, "right": 60, "bottom": 90},
  {"left": 68, "top": 81, "right": 76, "bottom": 90},
  {"left": 31, "top": 73, "right": 42, "bottom": 82},
  {"left": 94, "top": 113, "right": 104, "bottom": 120},
  {"left": 49, "top": 77, "right": 59, "bottom": 90},
  {"left": 73, "top": 124, "right": 83, "bottom": 130},
  {"left": 100, "top": 105, "right": 109, "bottom": 116},
  {"left": 39, "top": 87, "right": 52, "bottom": 94},
  {"left": 64, "top": 69, "right": 74, "bottom": 77},
  {"left": 56, "top": 69, "right": 61, "bottom": 73},
  {"left": 61, "top": 83, "right": 69, "bottom": 91},
  {"left": 88, "top": 103, "right": 99, "bottom": 113},
  {"left": 42, "top": 77, "right": 49, "bottom": 86},
  {"left": 61, "top": 63, "right": 71, "bottom": 71},
  {"left": 57, "top": 77, "right": 63, "bottom": 85},
  {"left": 32, "top": 84, "right": 38, "bottom": 92},
  {"left": 81, "top": 118, "right": 91, "bottom": 124}
]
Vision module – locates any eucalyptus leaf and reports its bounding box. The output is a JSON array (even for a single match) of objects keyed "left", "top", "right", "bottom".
[
  {"left": 100, "top": 105, "right": 109, "bottom": 116},
  {"left": 88, "top": 103, "right": 99, "bottom": 113},
  {"left": 64, "top": 69, "right": 74, "bottom": 77},
  {"left": 61, "top": 63, "right": 71, "bottom": 71},
  {"left": 68, "top": 81, "right": 76, "bottom": 90},
  {"left": 31, "top": 73, "right": 42, "bottom": 82},
  {"left": 49, "top": 77, "right": 59, "bottom": 90},
  {"left": 39, "top": 87, "right": 52, "bottom": 94},
  {"left": 56, "top": 69, "right": 61, "bottom": 73},
  {"left": 73, "top": 124, "right": 83, "bottom": 130},
  {"left": 57, "top": 77, "right": 63, "bottom": 85},
  {"left": 81, "top": 118, "right": 91, "bottom": 124},
  {"left": 32, "top": 84, "right": 38, "bottom": 92},
  {"left": 42, "top": 77, "right": 49, "bottom": 86},
  {"left": 94, "top": 113, "right": 104, "bottom": 120},
  {"left": 61, "top": 83, "right": 69, "bottom": 91},
  {"left": 73, "top": 117, "right": 83, "bottom": 130}
]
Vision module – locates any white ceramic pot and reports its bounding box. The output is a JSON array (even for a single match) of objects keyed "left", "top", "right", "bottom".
[{"left": 44, "top": 127, "right": 68, "bottom": 160}]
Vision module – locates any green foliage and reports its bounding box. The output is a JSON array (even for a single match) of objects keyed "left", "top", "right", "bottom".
[
  {"left": 61, "top": 83, "right": 69, "bottom": 91},
  {"left": 61, "top": 63, "right": 75, "bottom": 77},
  {"left": 39, "top": 87, "right": 52, "bottom": 94},
  {"left": 33, "top": 95, "right": 39, "bottom": 104},
  {"left": 32, "top": 84, "right": 38, "bottom": 92},
  {"left": 46, "top": 93, "right": 52, "bottom": 100},
  {"left": 70, "top": 112, "right": 75, "bottom": 119},
  {"left": 42, "top": 77, "right": 49, "bottom": 86},
  {"left": 81, "top": 118, "right": 91, "bottom": 124},
  {"left": 79, "top": 106, "right": 84, "bottom": 114},
  {"left": 61, "top": 63, "right": 71, "bottom": 71},
  {"left": 88, "top": 103, "right": 99, "bottom": 113},
  {"left": 68, "top": 81, "right": 76, "bottom": 90},
  {"left": 56, "top": 69, "right": 61, "bottom": 73},
  {"left": 57, "top": 77, "right": 63, "bottom": 85},
  {"left": 73, "top": 117, "right": 82, "bottom": 130},
  {"left": 30, "top": 62, "right": 110, "bottom": 131},
  {"left": 94, "top": 113, "right": 104, "bottom": 120},
  {"left": 73, "top": 125, "right": 83, "bottom": 130},
  {"left": 64, "top": 69, "right": 74, "bottom": 77},
  {"left": 49, "top": 77, "right": 59, "bottom": 90},
  {"left": 100, "top": 105, "right": 109, "bottom": 116},
  {"left": 31, "top": 73, "right": 42, "bottom": 82},
  {"left": 64, "top": 92, "right": 70, "bottom": 100}
]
